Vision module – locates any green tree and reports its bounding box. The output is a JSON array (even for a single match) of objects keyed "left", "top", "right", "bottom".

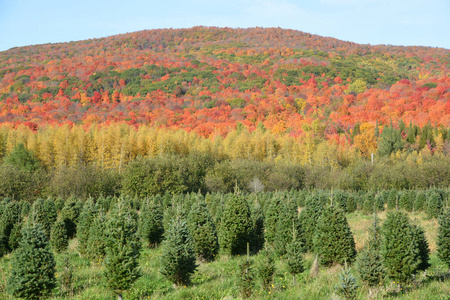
[
  {"left": 104, "top": 205, "right": 141, "bottom": 300},
  {"left": 31, "top": 198, "right": 57, "bottom": 239},
  {"left": 7, "top": 224, "right": 56, "bottom": 299},
  {"left": 377, "top": 126, "right": 404, "bottom": 156},
  {"left": 437, "top": 209, "right": 450, "bottom": 269},
  {"left": 160, "top": 216, "right": 198, "bottom": 286},
  {"left": 187, "top": 200, "right": 219, "bottom": 262},
  {"left": 411, "top": 224, "right": 430, "bottom": 271},
  {"left": 335, "top": 262, "right": 359, "bottom": 300},
  {"left": 255, "top": 248, "right": 275, "bottom": 291},
  {"left": 313, "top": 205, "right": 356, "bottom": 266},
  {"left": 299, "top": 194, "right": 327, "bottom": 251},
  {"left": 3, "top": 143, "right": 40, "bottom": 172},
  {"left": 50, "top": 219, "right": 68, "bottom": 253},
  {"left": 138, "top": 199, "right": 164, "bottom": 248},
  {"left": 382, "top": 211, "right": 419, "bottom": 283},
  {"left": 286, "top": 220, "right": 305, "bottom": 285},
  {"left": 76, "top": 199, "right": 99, "bottom": 256},
  {"left": 220, "top": 194, "right": 253, "bottom": 255}
]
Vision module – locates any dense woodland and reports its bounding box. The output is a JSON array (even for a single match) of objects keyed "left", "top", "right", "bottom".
[{"left": 0, "top": 27, "right": 450, "bottom": 299}]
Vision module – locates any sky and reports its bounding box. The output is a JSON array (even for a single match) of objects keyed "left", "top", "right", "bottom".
[{"left": 0, "top": 0, "right": 449, "bottom": 52}]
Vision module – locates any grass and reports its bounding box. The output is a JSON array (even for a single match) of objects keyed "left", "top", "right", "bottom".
[{"left": 0, "top": 210, "right": 448, "bottom": 299}]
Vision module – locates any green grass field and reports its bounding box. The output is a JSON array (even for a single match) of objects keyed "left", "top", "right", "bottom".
[{"left": 0, "top": 211, "right": 448, "bottom": 300}]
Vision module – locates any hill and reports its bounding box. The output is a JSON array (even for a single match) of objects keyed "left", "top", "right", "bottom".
[{"left": 0, "top": 26, "right": 449, "bottom": 137}]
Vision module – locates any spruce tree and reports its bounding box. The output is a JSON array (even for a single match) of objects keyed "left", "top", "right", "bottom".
[
  {"left": 426, "top": 191, "right": 443, "bottom": 218},
  {"left": 335, "top": 262, "right": 359, "bottom": 300},
  {"left": 30, "top": 198, "right": 57, "bottom": 239},
  {"left": 187, "top": 200, "right": 219, "bottom": 262},
  {"left": 0, "top": 200, "right": 21, "bottom": 256},
  {"left": 250, "top": 199, "right": 265, "bottom": 253},
  {"left": 274, "top": 201, "right": 304, "bottom": 256},
  {"left": 86, "top": 214, "right": 107, "bottom": 261},
  {"left": 263, "top": 196, "right": 282, "bottom": 245},
  {"left": 414, "top": 191, "right": 426, "bottom": 212},
  {"left": 313, "top": 205, "right": 356, "bottom": 266},
  {"left": 160, "top": 216, "right": 198, "bottom": 286},
  {"left": 220, "top": 194, "right": 253, "bottom": 255},
  {"left": 60, "top": 197, "right": 83, "bottom": 238},
  {"left": 437, "top": 209, "right": 450, "bottom": 269},
  {"left": 104, "top": 205, "right": 141, "bottom": 300},
  {"left": 50, "top": 219, "right": 68, "bottom": 253},
  {"left": 138, "top": 199, "right": 164, "bottom": 248},
  {"left": 8, "top": 222, "right": 22, "bottom": 251},
  {"left": 382, "top": 211, "right": 419, "bottom": 283},
  {"left": 7, "top": 224, "right": 56, "bottom": 299}
]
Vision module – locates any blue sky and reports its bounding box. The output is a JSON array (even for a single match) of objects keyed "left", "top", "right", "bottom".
[{"left": 0, "top": 0, "right": 449, "bottom": 52}]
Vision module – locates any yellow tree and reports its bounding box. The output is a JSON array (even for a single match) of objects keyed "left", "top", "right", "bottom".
[{"left": 353, "top": 122, "right": 377, "bottom": 157}]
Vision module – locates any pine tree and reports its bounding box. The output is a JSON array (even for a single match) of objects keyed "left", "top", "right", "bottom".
[
  {"left": 220, "top": 194, "right": 253, "bottom": 255},
  {"left": 187, "top": 200, "right": 219, "bottom": 262},
  {"left": 313, "top": 205, "right": 356, "bottom": 267},
  {"left": 382, "top": 211, "right": 419, "bottom": 283},
  {"left": 437, "top": 209, "right": 450, "bottom": 269},
  {"left": 104, "top": 205, "right": 141, "bottom": 300},
  {"left": 160, "top": 216, "right": 198, "bottom": 286},
  {"left": 7, "top": 224, "right": 56, "bottom": 299},
  {"left": 356, "top": 215, "right": 385, "bottom": 287},
  {"left": 138, "top": 199, "right": 164, "bottom": 248},
  {"left": 50, "top": 219, "right": 68, "bottom": 253}
]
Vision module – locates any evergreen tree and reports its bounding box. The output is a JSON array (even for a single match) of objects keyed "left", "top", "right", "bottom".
[
  {"left": 414, "top": 191, "right": 426, "bottom": 212},
  {"left": 387, "top": 189, "right": 398, "bottom": 210},
  {"left": 138, "top": 199, "right": 164, "bottom": 248},
  {"left": 437, "top": 209, "right": 450, "bottom": 269},
  {"left": 286, "top": 220, "right": 304, "bottom": 285},
  {"left": 382, "top": 211, "right": 419, "bottom": 283},
  {"left": 313, "top": 205, "right": 356, "bottom": 266},
  {"left": 399, "top": 191, "right": 413, "bottom": 212},
  {"left": 377, "top": 126, "right": 404, "bottom": 156},
  {"left": 263, "top": 196, "right": 282, "bottom": 245},
  {"left": 411, "top": 224, "right": 430, "bottom": 271},
  {"left": 160, "top": 216, "right": 198, "bottom": 286},
  {"left": 86, "top": 214, "right": 107, "bottom": 261},
  {"left": 346, "top": 194, "right": 357, "bottom": 213},
  {"left": 299, "top": 194, "right": 327, "bottom": 251},
  {"left": 220, "top": 194, "right": 253, "bottom": 255},
  {"left": 60, "top": 197, "right": 83, "bottom": 238},
  {"left": 274, "top": 201, "right": 304, "bottom": 256},
  {"left": 335, "top": 262, "right": 359, "bottom": 300},
  {"left": 187, "top": 200, "right": 219, "bottom": 262},
  {"left": 50, "top": 219, "right": 68, "bottom": 253},
  {"left": 7, "top": 224, "right": 56, "bottom": 299},
  {"left": 356, "top": 215, "right": 385, "bottom": 287},
  {"left": 104, "top": 205, "right": 141, "bottom": 300},
  {"left": 0, "top": 200, "right": 21, "bottom": 256},
  {"left": 3, "top": 143, "right": 41, "bottom": 172},
  {"left": 31, "top": 198, "right": 57, "bottom": 239},
  {"left": 250, "top": 199, "right": 265, "bottom": 253},
  {"left": 255, "top": 248, "right": 275, "bottom": 291},
  {"left": 8, "top": 222, "right": 22, "bottom": 251},
  {"left": 426, "top": 191, "right": 443, "bottom": 218},
  {"left": 76, "top": 199, "right": 98, "bottom": 256}
]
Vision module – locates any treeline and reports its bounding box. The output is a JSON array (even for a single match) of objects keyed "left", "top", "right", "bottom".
[{"left": 1, "top": 188, "right": 449, "bottom": 298}]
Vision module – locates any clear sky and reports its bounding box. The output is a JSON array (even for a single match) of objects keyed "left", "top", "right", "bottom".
[{"left": 0, "top": 0, "right": 449, "bottom": 52}]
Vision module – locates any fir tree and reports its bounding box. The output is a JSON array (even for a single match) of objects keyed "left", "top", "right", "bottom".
[
  {"left": 8, "top": 222, "right": 22, "bottom": 251},
  {"left": 274, "top": 201, "right": 304, "bottom": 256},
  {"left": 313, "top": 205, "right": 356, "bottom": 267},
  {"left": 264, "top": 196, "right": 282, "bottom": 245},
  {"left": 0, "top": 200, "right": 21, "bottom": 256},
  {"left": 76, "top": 199, "right": 98, "bottom": 256},
  {"left": 138, "top": 199, "right": 164, "bottom": 248},
  {"left": 238, "top": 244, "right": 254, "bottom": 298},
  {"left": 387, "top": 189, "right": 398, "bottom": 210},
  {"left": 160, "top": 216, "right": 198, "bottom": 286},
  {"left": 31, "top": 198, "right": 57, "bottom": 239},
  {"left": 356, "top": 215, "right": 385, "bottom": 287},
  {"left": 86, "top": 214, "right": 107, "bottom": 261},
  {"left": 50, "top": 219, "right": 68, "bottom": 253},
  {"left": 187, "top": 200, "right": 219, "bottom": 262},
  {"left": 300, "top": 194, "right": 327, "bottom": 251},
  {"left": 286, "top": 220, "right": 304, "bottom": 285},
  {"left": 426, "top": 191, "right": 443, "bottom": 218},
  {"left": 60, "top": 197, "right": 83, "bottom": 238},
  {"left": 250, "top": 199, "right": 265, "bottom": 253},
  {"left": 437, "top": 209, "right": 450, "bottom": 269},
  {"left": 382, "top": 211, "right": 419, "bottom": 283},
  {"left": 104, "top": 205, "right": 141, "bottom": 300},
  {"left": 346, "top": 194, "right": 357, "bottom": 213},
  {"left": 411, "top": 224, "right": 430, "bottom": 271},
  {"left": 255, "top": 248, "right": 275, "bottom": 291},
  {"left": 220, "top": 194, "right": 253, "bottom": 255},
  {"left": 7, "top": 224, "right": 56, "bottom": 300}
]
